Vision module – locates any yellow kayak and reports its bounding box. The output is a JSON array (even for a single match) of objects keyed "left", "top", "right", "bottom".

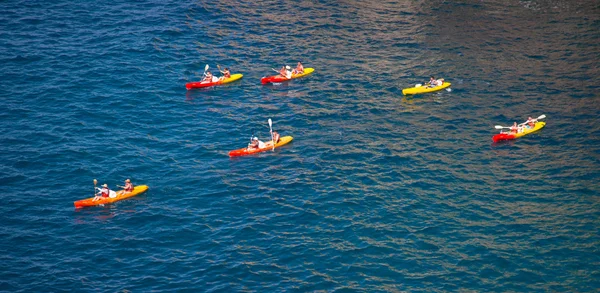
[
  {"left": 74, "top": 185, "right": 149, "bottom": 208},
  {"left": 402, "top": 82, "right": 451, "bottom": 95}
]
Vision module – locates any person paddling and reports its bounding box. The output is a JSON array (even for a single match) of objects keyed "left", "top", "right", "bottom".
[
  {"left": 272, "top": 131, "right": 281, "bottom": 144},
  {"left": 292, "top": 62, "right": 304, "bottom": 75},
  {"left": 220, "top": 67, "right": 231, "bottom": 80},
  {"left": 510, "top": 122, "right": 520, "bottom": 134},
  {"left": 117, "top": 179, "right": 134, "bottom": 196},
  {"left": 427, "top": 76, "right": 443, "bottom": 87},
  {"left": 248, "top": 137, "right": 266, "bottom": 150},
  {"left": 203, "top": 70, "right": 213, "bottom": 83},
  {"left": 525, "top": 117, "right": 536, "bottom": 128},
  {"left": 93, "top": 184, "right": 110, "bottom": 201}
]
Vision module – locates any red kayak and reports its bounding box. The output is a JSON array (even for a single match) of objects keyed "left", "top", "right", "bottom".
[
  {"left": 185, "top": 73, "right": 243, "bottom": 90},
  {"left": 261, "top": 68, "right": 314, "bottom": 84}
]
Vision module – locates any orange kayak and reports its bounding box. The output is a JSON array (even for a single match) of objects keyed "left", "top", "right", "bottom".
[
  {"left": 229, "top": 136, "right": 293, "bottom": 157},
  {"left": 74, "top": 185, "right": 149, "bottom": 208}
]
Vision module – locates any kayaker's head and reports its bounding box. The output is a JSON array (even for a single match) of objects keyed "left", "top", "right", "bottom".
[
  {"left": 430, "top": 75, "right": 435, "bottom": 80},
  {"left": 125, "top": 179, "right": 131, "bottom": 183},
  {"left": 102, "top": 184, "right": 108, "bottom": 188},
  {"left": 253, "top": 137, "right": 258, "bottom": 141},
  {"left": 286, "top": 65, "right": 291, "bottom": 70}
]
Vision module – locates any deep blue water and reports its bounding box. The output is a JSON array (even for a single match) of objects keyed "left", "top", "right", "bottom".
[{"left": 1, "top": 0, "right": 599, "bottom": 291}]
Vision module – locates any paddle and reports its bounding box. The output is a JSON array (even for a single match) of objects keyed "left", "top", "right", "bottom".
[
  {"left": 202, "top": 64, "right": 209, "bottom": 76},
  {"left": 518, "top": 114, "right": 546, "bottom": 127},
  {"left": 494, "top": 115, "right": 546, "bottom": 129},
  {"left": 268, "top": 119, "right": 274, "bottom": 151},
  {"left": 93, "top": 179, "right": 97, "bottom": 195}
]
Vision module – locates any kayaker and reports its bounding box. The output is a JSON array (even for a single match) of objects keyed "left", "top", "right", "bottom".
[
  {"left": 292, "top": 62, "right": 304, "bottom": 75},
  {"left": 285, "top": 66, "right": 292, "bottom": 78},
  {"left": 526, "top": 117, "right": 536, "bottom": 128},
  {"left": 203, "top": 71, "right": 213, "bottom": 83},
  {"left": 221, "top": 67, "right": 231, "bottom": 79},
  {"left": 427, "top": 76, "right": 443, "bottom": 87},
  {"left": 93, "top": 184, "right": 110, "bottom": 201},
  {"left": 272, "top": 131, "right": 280, "bottom": 144},
  {"left": 248, "top": 137, "right": 266, "bottom": 149},
  {"left": 279, "top": 66, "right": 292, "bottom": 79},
  {"left": 117, "top": 179, "right": 134, "bottom": 196},
  {"left": 510, "top": 122, "right": 519, "bottom": 134}
]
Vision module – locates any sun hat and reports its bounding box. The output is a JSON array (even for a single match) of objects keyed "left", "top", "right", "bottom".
[
  {"left": 102, "top": 184, "right": 108, "bottom": 187},
  {"left": 286, "top": 66, "right": 291, "bottom": 70}
]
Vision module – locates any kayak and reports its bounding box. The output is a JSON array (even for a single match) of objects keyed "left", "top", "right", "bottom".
[
  {"left": 185, "top": 73, "right": 243, "bottom": 90},
  {"left": 493, "top": 122, "right": 546, "bottom": 142},
  {"left": 402, "top": 82, "right": 451, "bottom": 95},
  {"left": 74, "top": 185, "right": 149, "bottom": 208},
  {"left": 261, "top": 68, "right": 314, "bottom": 84},
  {"left": 229, "top": 136, "right": 293, "bottom": 157}
]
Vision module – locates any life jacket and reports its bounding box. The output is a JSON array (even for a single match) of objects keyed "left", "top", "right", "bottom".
[
  {"left": 224, "top": 71, "right": 231, "bottom": 78},
  {"left": 101, "top": 187, "right": 110, "bottom": 198},
  {"left": 125, "top": 183, "right": 134, "bottom": 192},
  {"left": 273, "top": 133, "right": 280, "bottom": 143}
]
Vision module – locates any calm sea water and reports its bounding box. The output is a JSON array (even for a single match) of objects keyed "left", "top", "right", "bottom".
[{"left": 1, "top": 0, "right": 599, "bottom": 291}]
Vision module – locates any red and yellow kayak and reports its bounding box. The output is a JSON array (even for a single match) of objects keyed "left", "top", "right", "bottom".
[
  {"left": 493, "top": 122, "right": 546, "bottom": 142},
  {"left": 185, "top": 73, "right": 243, "bottom": 90},
  {"left": 74, "top": 185, "right": 149, "bottom": 208},
  {"left": 261, "top": 68, "right": 314, "bottom": 84},
  {"left": 229, "top": 136, "right": 293, "bottom": 157}
]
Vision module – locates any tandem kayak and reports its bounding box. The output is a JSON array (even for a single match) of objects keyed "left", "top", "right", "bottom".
[
  {"left": 185, "top": 73, "right": 243, "bottom": 90},
  {"left": 493, "top": 122, "right": 546, "bottom": 142},
  {"left": 261, "top": 68, "right": 314, "bottom": 84},
  {"left": 229, "top": 136, "right": 293, "bottom": 157},
  {"left": 74, "top": 185, "right": 149, "bottom": 208},
  {"left": 402, "top": 82, "right": 451, "bottom": 95}
]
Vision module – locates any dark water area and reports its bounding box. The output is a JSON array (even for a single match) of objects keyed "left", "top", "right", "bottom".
[{"left": 1, "top": 0, "right": 599, "bottom": 291}]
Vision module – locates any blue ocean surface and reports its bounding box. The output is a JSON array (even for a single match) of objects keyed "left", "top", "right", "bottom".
[{"left": 1, "top": 0, "right": 599, "bottom": 291}]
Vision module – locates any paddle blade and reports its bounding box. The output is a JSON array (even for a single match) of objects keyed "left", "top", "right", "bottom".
[
  {"left": 537, "top": 114, "right": 546, "bottom": 120},
  {"left": 93, "top": 179, "right": 98, "bottom": 185},
  {"left": 268, "top": 118, "right": 272, "bottom": 128},
  {"left": 204, "top": 64, "right": 209, "bottom": 72},
  {"left": 494, "top": 125, "right": 504, "bottom": 129}
]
